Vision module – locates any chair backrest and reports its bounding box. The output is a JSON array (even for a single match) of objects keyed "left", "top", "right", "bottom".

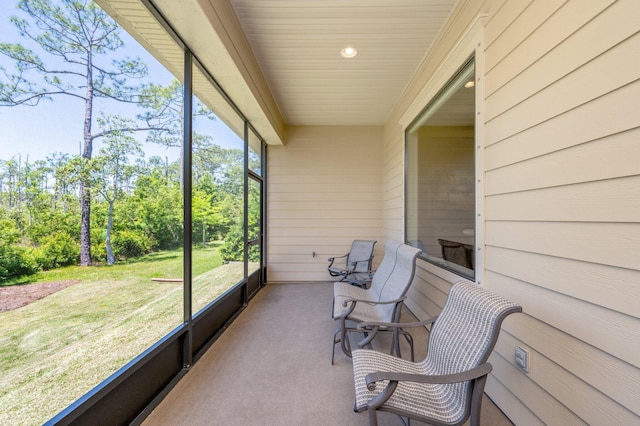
[
  {"left": 421, "top": 282, "right": 521, "bottom": 414},
  {"left": 346, "top": 240, "right": 377, "bottom": 272},
  {"left": 368, "top": 240, "right": 402, "bottom": 298},
  {"left": 374, "top": 243, "right": 421, "bottom": 318}
]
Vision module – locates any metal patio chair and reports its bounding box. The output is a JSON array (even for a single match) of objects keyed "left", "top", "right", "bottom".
[
  {"left": 438, "top": 238, "right": 474, "bottom": 270},
  {"left": 328, "top": 240, "right": 377, "bottom": 286},
  {"left": 351, "top": 281, "right": 522, "bottom": 426},
  {"left": 332, "top": 240, "right": 421, "bottom": 364}
]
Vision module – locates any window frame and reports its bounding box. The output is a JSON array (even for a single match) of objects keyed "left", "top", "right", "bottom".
[
  {"left": 402, "top": 20, "right": 485, "bottom": 286},
  {"left": 404, "top": 57, "right": 477, "bottom": 280}
]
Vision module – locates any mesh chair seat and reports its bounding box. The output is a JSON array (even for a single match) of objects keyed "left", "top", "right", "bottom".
[
  {"left": 353, "top": 350, "right": 464, "bottom": 424},
  {"left": 352, "top": 281, "right": 522, "bottom": 425}
]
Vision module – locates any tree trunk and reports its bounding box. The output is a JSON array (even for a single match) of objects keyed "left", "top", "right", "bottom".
[
  {"left": 79, "top": 53, "right": 95, "bottom": 266},
  {"left": 106, "top": 200, "right": 115, "bottom": 265},
  {"left": 79, "top": 183, "right": 92, "bottom": 265}
]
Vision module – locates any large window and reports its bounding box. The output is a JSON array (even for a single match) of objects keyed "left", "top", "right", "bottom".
[
  {"left": 0, "top": 1, "right": 265, "bottom": 424},
  {"left": 190, "top": 63, "right": 246, "bottom": 315},
  {"left": 0, "top": 2, "right": 186, "bottom": 422},
  {"left": 406, "top": 58, "right": 476, "bottom": 279},
  {"left": 247, "top": 128, "right": 263, "bottom": 277}
]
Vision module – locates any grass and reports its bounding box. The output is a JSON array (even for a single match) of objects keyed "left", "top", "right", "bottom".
[
  {"left": 0, "top": 243, "right": 248, "bottom": 426},
  {"left": 2, "top": 242, "right": 222, "bottom": 287}
]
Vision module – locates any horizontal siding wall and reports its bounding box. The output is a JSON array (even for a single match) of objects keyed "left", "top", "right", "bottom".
[
  {"left": 382, "top": 121, "right": 405, "bottom": 242},
  {"left": 482, "top": 0, "right": 640, "bottom": 423},
  {"left": 267, "top": 125, "right": 384, "bottom": 282},
  {"left": 384, "top": 0, "right": 640, "bottom": 425}
]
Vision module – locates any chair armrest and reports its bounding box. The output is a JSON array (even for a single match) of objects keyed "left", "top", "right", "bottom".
[
  {"left": 365, "top": 362, "right": 493, "bottom": 391},
  {"left": 344, "top": 271, "right": 374, "bottom": 283},
  {"left": 328, "top": 254, "right": 348, "bottom": 262},
  {"left": 341, "top": 296, "right": 406, "bottom": 308},
  {"left": 356, "top": 315, "right": 437, "bottom": 349},
  {"left": 337, "top": 296, "right": 406, "bottom": 321},
  {"left": 328, "top": 254, "right": 350, "bottom": 277},
  {"left": 357, "top": 316, "right": 438, "bottom": 331}
]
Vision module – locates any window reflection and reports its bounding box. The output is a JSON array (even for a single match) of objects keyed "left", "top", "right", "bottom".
[{"left": 406, "top": 59, "right": 476, "bottom": 279}]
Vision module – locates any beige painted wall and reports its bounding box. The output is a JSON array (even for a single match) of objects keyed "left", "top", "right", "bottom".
[
  {"left": 382, "top": 0, "right": 640, "bottom": 424},
  {"left": 266, "top": 125, "right": 384, "bottom": 282}
]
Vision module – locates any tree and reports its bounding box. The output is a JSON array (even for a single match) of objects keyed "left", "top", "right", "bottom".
[
  {"left": 139, "top": 80, "right": 218, "bottom": 186},
  {"left": 0, "top": 0, "right": 153, "bottom": 265},
  {"left": 0, "top": 158, "right": 21, "bottom": 210},
  {"left": 129, "top": 167, "right": 183, "bottom": 250},
  {"left": 21, "top": 158, "right": 52, "bottom": 227},
  {"left": 48, "top": 152, "right": 77, "bottom": 213},
  {"left": 93, "top": 123, "right": 143, "bottom": 264},
  {"left": 192, "top": 189, "right": 221, "bottom": 247}
]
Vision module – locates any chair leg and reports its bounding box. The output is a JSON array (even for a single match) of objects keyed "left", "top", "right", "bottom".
[
  {"left": 340, "top": 326, "right": 352, "bottom": 358},
  {"left": 331, "top": 329, "right": 339, "bottom": 365},
  {"left": 391, "top": 328, "right": 401, "bottom": 358},
  {"left": 402, "top": 331, "right": 414, "bottom": 361},
  {"left": 367, "top": 407, "right": 379, "bottom": 426},
  {"left": 332, "top": 326, "right": 353, "bottom": 364},
  {"left": 389, "top": 328, "right": 414, "bottom": 361},
  {"left": 469, "top": 376, "right": 488, "bottom": 426}
]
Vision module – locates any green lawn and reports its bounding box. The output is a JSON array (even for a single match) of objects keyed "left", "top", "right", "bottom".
[{"left": 0, "top": 244, "right": 246, "bottom": 426}]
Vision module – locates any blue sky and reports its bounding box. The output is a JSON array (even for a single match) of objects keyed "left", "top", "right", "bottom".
[{"left": 0, "top": 1, "right": 243, "bottom": 164}]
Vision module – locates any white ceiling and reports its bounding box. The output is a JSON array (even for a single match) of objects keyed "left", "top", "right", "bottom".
[
  {"left": 227, "top": 0, "right": 459, "bottom": 126},
  {"left": 99, "top": 0, "right": 462, "bottom": 143}
]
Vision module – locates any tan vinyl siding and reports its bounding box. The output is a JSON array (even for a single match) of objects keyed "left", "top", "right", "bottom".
[
  {"left": 385, "top": 0, "right": 640, "bottom": 424},
  {"left": 382, "top": 122, "right": 406, "bottom": 240},
  {"left": 267, "top": 126, "right": 384, "bottom": 282}
]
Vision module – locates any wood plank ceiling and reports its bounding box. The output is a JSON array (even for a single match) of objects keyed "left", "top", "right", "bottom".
[{"left": 227, "top": 0, "right": 459, "bottom": 126}]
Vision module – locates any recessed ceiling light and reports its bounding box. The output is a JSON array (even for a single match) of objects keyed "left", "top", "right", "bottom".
[
  {"left": 340, "top": 46, "right": 357, "bottom": 58},
  {"left": 464, "top": 80, "right": 475, "bottom": 88}
]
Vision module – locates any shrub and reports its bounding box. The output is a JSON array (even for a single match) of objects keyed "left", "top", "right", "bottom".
[
  {"left": 34, "top": 233, "right": 79, "bottom": 270},
  {"left": 220, "top": 224, "right": 243, "bottom": 262},
  {"left": 90, "top": 241, "right": 107, "bottom": 264},
  {"left": 220, "top": 223, "right": 259, "bottom": 263},
  {"left": 0, "top": 245, "right": 39, "bottom": 281},
  {"left": 112, "top": 229, "right": 151, "bottom": 260},
  {"left": 0, "top": 217, "right": 39, "bottom": 280}
]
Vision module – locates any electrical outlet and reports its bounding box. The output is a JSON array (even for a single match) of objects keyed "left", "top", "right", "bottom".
[{"left": 515, "top": 346, "right": 529, "bottom": 373}]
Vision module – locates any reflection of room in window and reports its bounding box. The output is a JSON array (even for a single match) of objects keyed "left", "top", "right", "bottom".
[{"left": 406, "top": 58, "right": 475, "bottom": 278}]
